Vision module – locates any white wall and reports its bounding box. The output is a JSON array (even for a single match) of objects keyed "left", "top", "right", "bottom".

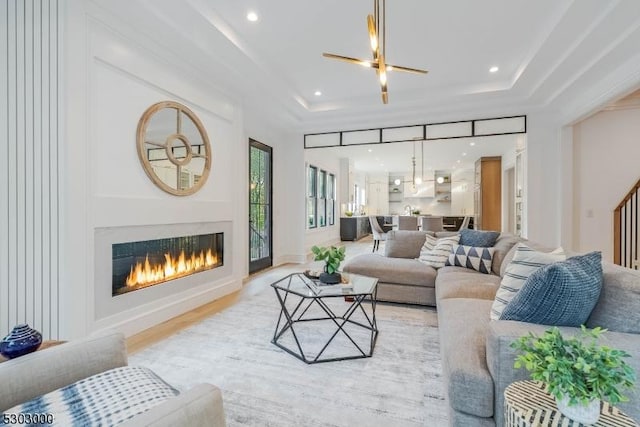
[
  {"left": 524, "top": 112, "right": 562, "bottom": 246},
  {"left": 0, "top": 0, "right": 63, "bottom": 339},
  {"left": 572, "top": 107, "right": 640, "bottom": 261},
  {"left": 61, "top": 0, "right": 303, "bottom": 338}
]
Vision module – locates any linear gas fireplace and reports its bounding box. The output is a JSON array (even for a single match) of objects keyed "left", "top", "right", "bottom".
[{"left": 112, "top": 233, "right": 224, "bottom": 296}]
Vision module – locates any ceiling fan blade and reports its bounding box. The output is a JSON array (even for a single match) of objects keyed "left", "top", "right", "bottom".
[
  {"left": 386, "top": 63, "right": 429, "bottom": 74},
  {"left": 381, "top": 82, "right": 388, "bottom": 104},
  {"left": 322, "top": 53, "right": 374, "bottom": 68},
  {"left": 367, "top": 14, "right": 378, "bottom": 60}
]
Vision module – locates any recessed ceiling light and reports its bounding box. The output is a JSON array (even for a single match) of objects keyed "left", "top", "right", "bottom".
[
  {"left": 246, "top": 11, "right": 258, "bottom": 22},
  {"left": 367, "top": 149, "right": 373, "bottom": 153},
  {"left": 470, "top": 142, "right": 476, "bottom": 146},
  {"left": 462, "top": 152, "right": 467, "bottom": 156},
  {"left": 314, "top": 90, "right": 322, "bottom": 96},
  {"left": 489, "top": 66, "right": 499, "bottom": 73}
]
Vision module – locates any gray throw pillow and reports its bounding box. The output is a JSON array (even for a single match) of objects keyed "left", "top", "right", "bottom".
[
  {"left": 499, "top": 252, "right": 603, "bottom": 327},
  {"left": 460, "top": 229, "right": 500, "bottom": 247},
  {"left": 384, "top": 230, "right": 427, "bottom": 259}
]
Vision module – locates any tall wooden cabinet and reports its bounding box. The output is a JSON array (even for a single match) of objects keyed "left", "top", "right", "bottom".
[{"left": 474, "top": 156, "right": 502, "bottom": 231}]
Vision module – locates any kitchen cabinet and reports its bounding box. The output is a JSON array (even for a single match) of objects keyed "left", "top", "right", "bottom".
[{"left": 340, "top": 216, "right": 371, "bottom": 241}]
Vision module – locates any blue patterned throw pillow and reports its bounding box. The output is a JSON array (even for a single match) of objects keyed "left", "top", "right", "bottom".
[
  {"left": 459, "top": 229, "right": 500, "bottom": 247},
  {"left": 445, "top": 244, "right": 495, "bottom": 274},
  {"left": 499, "top": 252, "right": 603, "bottom": 327}
]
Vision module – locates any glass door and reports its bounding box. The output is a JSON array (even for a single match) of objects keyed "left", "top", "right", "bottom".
[{"left": 249, "top": 139, "right": 273, "bottom": 273}]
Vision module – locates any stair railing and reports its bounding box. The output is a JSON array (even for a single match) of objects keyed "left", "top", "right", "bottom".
[{"left": 614, "top": 178, "right": 640, "bottom": 269}]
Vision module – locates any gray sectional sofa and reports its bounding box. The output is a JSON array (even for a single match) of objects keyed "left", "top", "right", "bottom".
[{"left": 342, "top": 230, "right": 640, "bottom": 426}]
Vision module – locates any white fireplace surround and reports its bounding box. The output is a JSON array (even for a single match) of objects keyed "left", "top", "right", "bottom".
[{"left": 94, "top": 221, "right": 233, "bottom": 324}]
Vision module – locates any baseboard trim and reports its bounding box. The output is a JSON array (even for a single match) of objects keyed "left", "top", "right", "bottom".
[
  {"left": 92, "top": 278, "right": 242, "bottom": 338},
  {"left": 273, "top": 254, "right": 307, "bottom": 265}
]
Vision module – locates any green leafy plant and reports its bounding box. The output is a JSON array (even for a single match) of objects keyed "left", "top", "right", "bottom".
[
  {"left": 511, "top": 326, "right": 635, "bottom": 406},
  {"left": 311, "top": 245, "right": 346, "bottom": 274},
  {"left": 412, "top": 209, "right": 421, "bottom": 215}
]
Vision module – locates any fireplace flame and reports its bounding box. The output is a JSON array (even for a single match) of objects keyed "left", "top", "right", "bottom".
[{"left": 126, "top": 249, "right": 218, "bottom": 287}]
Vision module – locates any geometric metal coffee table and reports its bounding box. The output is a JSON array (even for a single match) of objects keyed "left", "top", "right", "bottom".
[{"left": 271, "top": 272, "right": 378, "bottom": 364}]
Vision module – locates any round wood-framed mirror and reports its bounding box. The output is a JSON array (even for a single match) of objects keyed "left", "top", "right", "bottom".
[{"left": 136, "top": 101, "right": 212, "bottom": 196}]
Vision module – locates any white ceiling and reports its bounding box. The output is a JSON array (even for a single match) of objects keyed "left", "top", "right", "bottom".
[{"left": 96, "top": 0, "right": 640, "bottom": 131}]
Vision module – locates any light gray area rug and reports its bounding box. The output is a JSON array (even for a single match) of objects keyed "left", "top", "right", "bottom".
[{"left": 130, "top": 284, "right": 448, "bottom": 427}]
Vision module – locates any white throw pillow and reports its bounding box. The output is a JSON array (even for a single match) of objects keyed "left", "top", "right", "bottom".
[
  {"left": 418, "top": 235, "right": 460, "bottom": 269},
  {"left": 490, "top": 243, "right": 565, "bottom": 320},
  {"left": 421, "top": 234, "right": 438, "bottom": 253}
]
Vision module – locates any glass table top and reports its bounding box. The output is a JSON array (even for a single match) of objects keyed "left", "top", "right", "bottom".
[{"left": 270, "top": 273, "right": 378, "bottom": 298}]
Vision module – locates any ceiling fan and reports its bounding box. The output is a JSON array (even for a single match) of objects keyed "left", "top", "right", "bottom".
[{"left": 323, "top": 0, "right": 428, "bottom": 104}]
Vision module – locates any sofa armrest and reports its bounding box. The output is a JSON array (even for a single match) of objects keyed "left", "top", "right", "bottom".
[
  {"left": 487, "top": 321, "right": 640, "bottom": 426},
  {"left": 119, "top": 383, "right": 226, "bottom": 427},
  {"left": 0, "top": 330, "right": 127, "bottom": 411}
]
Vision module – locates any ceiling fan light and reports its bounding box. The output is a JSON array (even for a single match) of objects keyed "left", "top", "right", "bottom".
[
  {"left": 367, "top": 15, "right": 378, "bottom": 53},
  {"left": 379, "top": 69, "right": 387, "bottom": 85},
  {"left": 378, "top": 53, "right": 387, "bottom": 85}
]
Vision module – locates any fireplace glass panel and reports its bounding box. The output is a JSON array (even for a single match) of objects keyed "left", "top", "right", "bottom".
[{"left": 112, "top": 233, "right": 223, "bottom": 296}]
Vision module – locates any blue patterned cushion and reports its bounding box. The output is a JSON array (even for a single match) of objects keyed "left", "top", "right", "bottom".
[
  {"left": 445, "top": 244, "right": 495, "bottom": 274},
  {"left": 459, "top": 229, "right": 500, "bottom": 247},
  {"left": 499, "top": 252, "right": 603, "bottom": 326},
  {"left": 2, "top": 366, "right": 178, "bottom": 426}
]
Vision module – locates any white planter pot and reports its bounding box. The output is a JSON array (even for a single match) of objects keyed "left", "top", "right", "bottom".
[{"left": 556, "top": 395, "right": 601, "bottom": 425}]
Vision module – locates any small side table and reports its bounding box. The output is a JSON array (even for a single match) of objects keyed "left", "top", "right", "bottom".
[
  {"left": 0, "top": 340, "right": 66, "bottom": 363},
  {"left": 504, "top": 381, "right": 637, "bottom": 427}
]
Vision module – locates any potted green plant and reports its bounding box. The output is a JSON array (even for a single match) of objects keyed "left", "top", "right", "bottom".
[
  {"left": 311, "top": 245, "right": 346, "bottom": 284},
  {"left": 511, "top": 326, "right": 635, "bottom": 424}
]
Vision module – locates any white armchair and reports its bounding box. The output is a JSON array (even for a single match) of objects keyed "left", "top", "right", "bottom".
[{"left": 369, "top": 216, "right": 388, "bottom": 252}]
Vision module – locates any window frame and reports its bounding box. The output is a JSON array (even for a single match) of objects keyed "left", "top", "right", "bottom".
[{"left": 307, "top": 165, "right": 318, "bottom": 229}]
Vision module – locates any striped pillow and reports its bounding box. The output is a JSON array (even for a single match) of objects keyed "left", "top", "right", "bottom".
[
  {"left": 421, "top": 234, "right": 438, "bottom": 252},
  {"left": 418, "top": 235, "right": 460, "bottom": 269},
  {"left": 490, "top": 243, "right": 565, "bottom": 320}
]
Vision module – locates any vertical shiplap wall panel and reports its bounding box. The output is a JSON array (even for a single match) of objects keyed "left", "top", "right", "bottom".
[{"left": 1, "top": 0, "right": 60, "bottom": 339}]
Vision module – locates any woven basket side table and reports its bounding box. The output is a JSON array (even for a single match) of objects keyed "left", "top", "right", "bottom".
[{"left": 504, "top": 380, "right": 638, "bottom": 427}]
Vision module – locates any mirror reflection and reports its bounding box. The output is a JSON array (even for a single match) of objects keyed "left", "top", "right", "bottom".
[{"left": 137, "top": 101, "right": 211, "bottom": 196}]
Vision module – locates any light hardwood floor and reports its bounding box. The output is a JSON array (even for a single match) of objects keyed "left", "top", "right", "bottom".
[{"left": 126, "top": 236, "right": 382, "bottom": 354}]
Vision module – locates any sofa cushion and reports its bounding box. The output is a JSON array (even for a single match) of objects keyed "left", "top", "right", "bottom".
[
  {"left": 4, "top": 366, "right": 178, "bottom": 426},
  {"left": 418, "top": 235, "right": 460, "bottom": 269},
  {"left": 460, "top": 229, "right": 500, "bottom": 247},
  {"left": 384, "top": 230, "right": 427, "bottom": 259},
  {"left": 500, "top": 252, "right": 603, "bottom": 327},
  {"left": 490, "top": 243, "right": 566, "bottom": 320},
  {"left": 438, "top": 298, "right": 495, "bottom": 418},
  {"left": 446, "top": 244, "right": 495, "bottom": 274},
  {"left": 436, "top": 271, "right": 500, "bottom": 301},
  {"left": 491, "top": 233, "right": 522, "bottom": 275},
  {"left": 342, "top": 254, "right": 436, "bottom": 287},
  {"left": 587, "top": 261, "right": 640, "bottom": 334}
]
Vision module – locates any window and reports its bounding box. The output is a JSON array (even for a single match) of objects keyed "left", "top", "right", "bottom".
[
  {"left": 318, "top": 170, "right": 327, "bottom": 227},
  {"left": 327, "top": 173, "right": 335, "bottom": 225},
  {"left": 307, "top": 166, "right": 336, "bottom": 229},
  {"left": 307, "top": 166, "right": 317, "bottom": 228}
]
